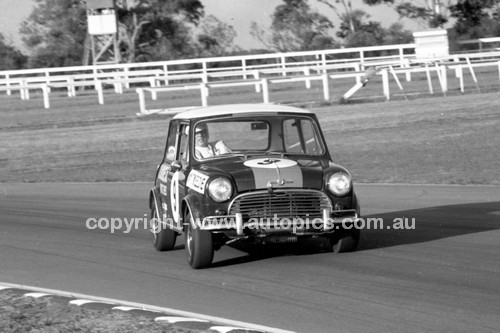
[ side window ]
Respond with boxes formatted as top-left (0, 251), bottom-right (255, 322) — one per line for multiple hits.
top-left (283, 119), bottom-right (303, 153)
top-left (164, 121), bottom-right (178, 161)
top-left (178, 124), bottom-right (189, 166)
top-left (283, 118), bottom-right (323, 155)
top-left (300, 120), bottom-right (321, 154)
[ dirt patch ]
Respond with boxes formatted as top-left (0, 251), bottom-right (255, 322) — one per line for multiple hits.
top-left (0, 290), bottom-right (205, 333)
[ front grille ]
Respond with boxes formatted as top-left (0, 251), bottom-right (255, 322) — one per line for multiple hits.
top-left (228, 189), bottom-right (332, 221)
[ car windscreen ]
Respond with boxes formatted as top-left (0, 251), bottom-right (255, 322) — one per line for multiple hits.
top-left (193, 116), bottom-right (325, 160)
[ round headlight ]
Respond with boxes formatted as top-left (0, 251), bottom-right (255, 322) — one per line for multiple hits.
top-left (208, 177), bottom-right (233, 202)
top-left (327, 172), bottom-right (351, 196)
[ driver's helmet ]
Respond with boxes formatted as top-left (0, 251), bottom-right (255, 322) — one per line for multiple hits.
top-left (195, 122), bottom-right (209, 137)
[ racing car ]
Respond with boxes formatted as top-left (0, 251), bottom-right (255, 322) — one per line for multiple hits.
top-left (149, 104), bottom-right (360, 268)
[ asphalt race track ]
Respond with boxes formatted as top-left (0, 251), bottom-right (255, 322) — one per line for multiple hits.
top-left (0, 182), bottom-right (499, 333)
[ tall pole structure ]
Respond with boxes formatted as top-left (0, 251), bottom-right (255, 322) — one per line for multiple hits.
top-left (86, 0), bottom-right (120, 65)
top-left (429, 0), bottom-right (441, 15)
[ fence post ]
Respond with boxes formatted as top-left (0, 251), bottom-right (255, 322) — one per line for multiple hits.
top-left (5, 73), bottom-right (12, 95)
top-left (425, 63), bottom-right (434, 95)
top-left (456, 65), bottom-right (464, 93)
top-left (304, 68), bottom-right (311, 89)
top-left (322, 73), bottom-right (330, 101)
top-left (465, 56), bottom-right (481, 92)
top-left (41, 84), bottom-right (49, 109)
top-left (242, 59), bottom-right (248, 80)
top-left (123, 67), bottom-right (130, 89)
top-left (163, 64), bottom-right (169, 86)
top-left (96, 81), bottom-right (104, 105)
top-left (436, 64), bottom-right (447, 94)
top-left (44, 70), bottom-right (50, 88)
top-left (381, 69), bottom-right (390, 100)
top-left (261, 78), bottom-right (269, 104)
top-left (201, 63), bottom-right (209, 97)
top-left (253, 70), bottom-right (261, 93)
top-left (404, 58), bottom-right (411, 81)
top-left (200, 83), bottom-right (208, 107)
top-left (354, 63), bottom-right (361, 84)
top-left (21, 80), bottom-right (28, 100)
top-left (66, 78), bottom-right (74, 97)
top-left (136, 88), bottom-right (146, 114)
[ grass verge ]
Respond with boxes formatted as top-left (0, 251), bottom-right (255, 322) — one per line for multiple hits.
top-left (1, 87), bottom-right (499, 184)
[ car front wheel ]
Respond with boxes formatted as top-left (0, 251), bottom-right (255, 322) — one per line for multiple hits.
top-left (184, 209), bottom-right (214, 269)
top-left (331, 229), bottom-right (360, 253)
top-left (151, 207), bottom-right (177, 251)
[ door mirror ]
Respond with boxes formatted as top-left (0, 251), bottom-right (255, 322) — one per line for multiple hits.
top-left (171, 160), bottom-right (182, 172)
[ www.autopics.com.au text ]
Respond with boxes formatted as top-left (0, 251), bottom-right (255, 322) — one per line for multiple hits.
top-left (85, 215), bottom-right (416, 234)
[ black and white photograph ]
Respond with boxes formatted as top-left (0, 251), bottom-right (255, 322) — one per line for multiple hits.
top-left (1, 0), bottom-right (499, 332)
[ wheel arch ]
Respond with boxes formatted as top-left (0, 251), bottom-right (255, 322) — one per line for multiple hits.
top-left (181, 194), bottom-right (202, 231)
top-left (149, 187), bottom-right (160, 214)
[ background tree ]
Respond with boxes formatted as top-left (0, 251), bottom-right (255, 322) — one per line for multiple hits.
top-left (339, 12), bottom-right (413, 49)
top-left (316, 0), bottom-right (411, 48)
top-left (391, 0), bottom-right (449, 28)
top-left (361, 0), bottom-right (499, 29)
top-left (116, 0), bottom-right (204, 62)
top-left (0, 34), bottom-right (27, 70)
top-left (251, 0), bottom-right (337, 52)
top-left (19, 0), bottom-right (205, 66)
top-left (317, 0), bottom-right (395, 32)
top-left (195, 15), bottom-right (239, 57)
top-left (336, 9), bottom-right (371, 39)
top-left (326, 5), bottom-right (412, 49)
top-left (365, 1), bottom-right (500, 42)
top-left (383, 22), bottom-right (414, 45)
top-left (20, 0), bottom-right (87, 68)
top-left (449, 0), bottom-right (500, 39)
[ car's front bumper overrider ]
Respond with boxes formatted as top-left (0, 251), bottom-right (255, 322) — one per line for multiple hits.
top-left (199, 209), bottom-right (358, 237)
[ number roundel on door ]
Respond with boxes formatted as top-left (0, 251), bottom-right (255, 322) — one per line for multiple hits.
top-left (170, 171), bottom-right (180, 223)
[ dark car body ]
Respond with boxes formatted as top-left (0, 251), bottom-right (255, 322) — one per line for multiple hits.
top-left (149, 104), bottom-right (360, 268)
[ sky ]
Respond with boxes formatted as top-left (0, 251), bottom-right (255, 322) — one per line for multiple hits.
top-left (0, 0), bottom-right (33, 48)
top-left (0, 0), bottom-right (411, 52)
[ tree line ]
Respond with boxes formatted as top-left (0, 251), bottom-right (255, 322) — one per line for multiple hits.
top-left (1, 0), bottom-right (500, 70)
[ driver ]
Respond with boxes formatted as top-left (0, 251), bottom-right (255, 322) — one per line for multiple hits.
top-left (194, 123), bottom-right (232, 159)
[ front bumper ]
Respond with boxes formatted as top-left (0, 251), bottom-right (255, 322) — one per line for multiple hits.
top-left (199, 209), bottom-right (358, 237)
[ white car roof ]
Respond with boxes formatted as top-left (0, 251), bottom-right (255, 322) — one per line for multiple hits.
top-left (172, 103), bottom-right (313, 120)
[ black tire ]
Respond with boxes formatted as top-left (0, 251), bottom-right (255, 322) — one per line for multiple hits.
top-left (331, 229), bottom-right (360, 253)
top-left (151, 207), bottom-right (176, 251)
top-left (184, 210), bottom-right (214, 269)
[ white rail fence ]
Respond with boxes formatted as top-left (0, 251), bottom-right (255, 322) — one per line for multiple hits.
top-left (1, 42), bottom-right (500, 114)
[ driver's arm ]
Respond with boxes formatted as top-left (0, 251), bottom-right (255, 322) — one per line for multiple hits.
top-left (214, 141), bottom-right (232, 155)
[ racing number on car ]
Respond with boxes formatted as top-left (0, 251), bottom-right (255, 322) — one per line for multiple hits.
top-left (170, 171), bottom-right (180, 223)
